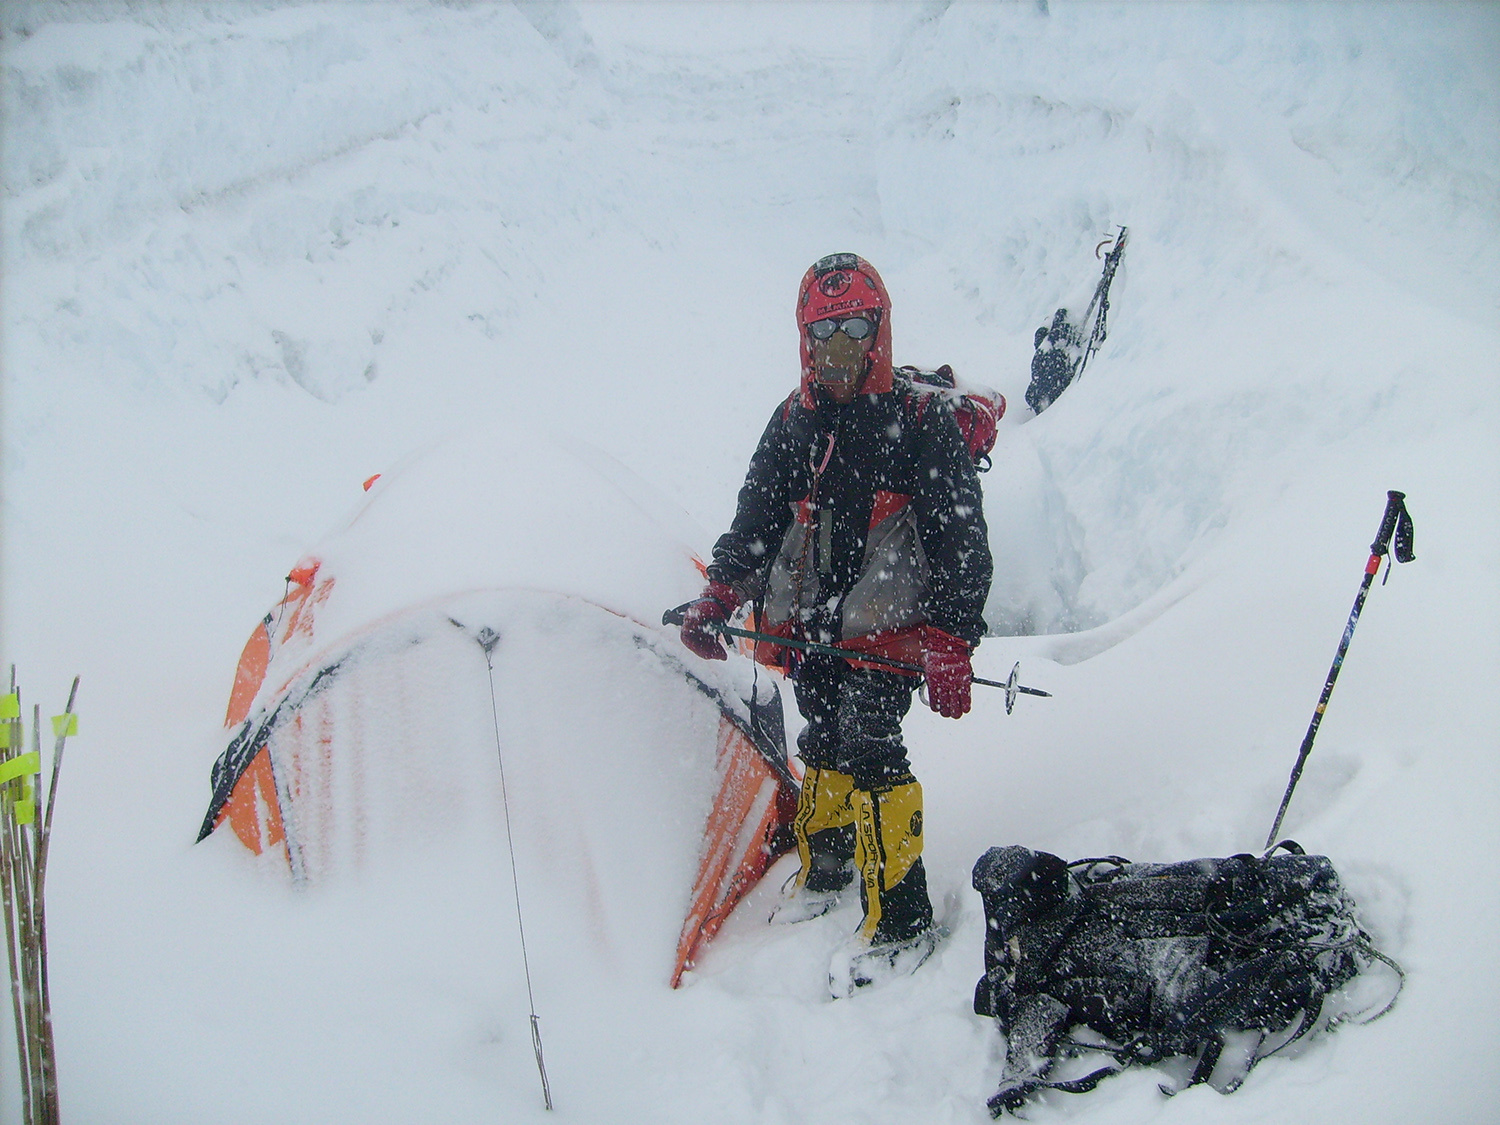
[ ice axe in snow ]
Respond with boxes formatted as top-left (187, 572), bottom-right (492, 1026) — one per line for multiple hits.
top-left (662, 607), bottom-right (1050, 715)
top-left (1264, 491), bottom-right (1415, 851)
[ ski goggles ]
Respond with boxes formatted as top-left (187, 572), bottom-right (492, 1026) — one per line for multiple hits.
top-left (806, 314), bottom-right (877, 342)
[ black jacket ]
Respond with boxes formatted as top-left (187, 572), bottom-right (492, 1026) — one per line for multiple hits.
top-left (707, 380), bottom-right (992, 647)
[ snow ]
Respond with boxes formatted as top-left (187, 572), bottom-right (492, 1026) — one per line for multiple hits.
top-left (2, 1), bottom-right (1498, 1122)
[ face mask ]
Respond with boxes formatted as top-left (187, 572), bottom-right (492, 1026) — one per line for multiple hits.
top-left (812, 328), bottom-right (871, 390)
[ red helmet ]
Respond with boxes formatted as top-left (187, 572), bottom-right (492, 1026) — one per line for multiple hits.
top-left (796, 253), bottom-right (894, 404)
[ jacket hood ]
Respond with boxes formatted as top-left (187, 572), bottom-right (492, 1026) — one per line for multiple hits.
top-left (796, 254), bottom-right (894, 407)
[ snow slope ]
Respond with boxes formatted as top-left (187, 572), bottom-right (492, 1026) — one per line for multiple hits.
top-left (2, 2), bottom-right (1498, 1122)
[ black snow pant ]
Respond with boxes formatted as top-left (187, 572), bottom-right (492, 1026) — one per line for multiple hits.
top-left (792, 654), bottom-right (915, 788)
top-left (791, 654), bottom-right (933, 944)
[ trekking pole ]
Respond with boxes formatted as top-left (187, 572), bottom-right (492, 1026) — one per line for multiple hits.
top-left (454, 623), bottom-right (554, 1111)
top-left (662, 610), bottom-right (1051, 714)
top-left (1264, 491), bottom-right (1415, 850)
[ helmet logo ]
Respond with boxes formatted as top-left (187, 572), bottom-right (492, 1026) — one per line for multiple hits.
top-left (818, 271), bottom-right (852, 298)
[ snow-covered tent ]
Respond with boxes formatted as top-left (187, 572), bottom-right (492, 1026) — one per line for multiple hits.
top-left (197, 431), bottom-right (798, 984)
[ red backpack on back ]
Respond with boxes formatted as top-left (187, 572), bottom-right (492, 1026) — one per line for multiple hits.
top-left (898, 364), bottom-right (1003, 470)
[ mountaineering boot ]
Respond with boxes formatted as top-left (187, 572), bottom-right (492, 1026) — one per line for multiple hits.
top-left (770, 766), bottom-right (856, 923)
top-left (829, 777), bottom-right (939, 996)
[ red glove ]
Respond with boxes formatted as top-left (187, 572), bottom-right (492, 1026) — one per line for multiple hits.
top-left (680, 581), bottom-right (741, 661)
top-left (921, 626), bottom-right (973, 718)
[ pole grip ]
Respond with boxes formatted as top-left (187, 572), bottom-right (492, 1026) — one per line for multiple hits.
top-left (1370, 490), bottom-right (1407, 558)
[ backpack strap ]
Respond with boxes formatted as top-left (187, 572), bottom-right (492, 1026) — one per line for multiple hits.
top-left (1264, 839), bottom-right (1306, 857)
top-left (779, 388), bottom-right (800, 422)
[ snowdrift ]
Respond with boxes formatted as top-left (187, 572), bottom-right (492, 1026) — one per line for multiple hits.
top-left (2, 2), bottom-right (1497, 1123)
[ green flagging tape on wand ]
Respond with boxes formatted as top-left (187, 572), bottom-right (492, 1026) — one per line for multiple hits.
top-left (50, 715), bottom-right (77, 739)
top-left (0, 752), bottom-right (40, 786)
top-left (0, 693), bottom-right (19, 749)
top-left (13, 784), bottom-right (35, 825)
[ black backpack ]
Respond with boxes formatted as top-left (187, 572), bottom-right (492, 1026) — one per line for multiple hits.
top-left (1024, 309), bottom-right (1080, 415)
top-left (972, 843), bottom-right (1401, 1115)
top-left (1025, 227), bottom-right (1129, 415)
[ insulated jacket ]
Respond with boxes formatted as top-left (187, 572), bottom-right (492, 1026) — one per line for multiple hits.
top-left (706, 378), bottom-right (993, 664)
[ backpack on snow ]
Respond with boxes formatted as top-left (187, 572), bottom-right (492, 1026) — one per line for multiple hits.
top-left (971, 843), bottom-right (1402, 1116)
top-left (896, 364), bottom-right (1002, 470)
